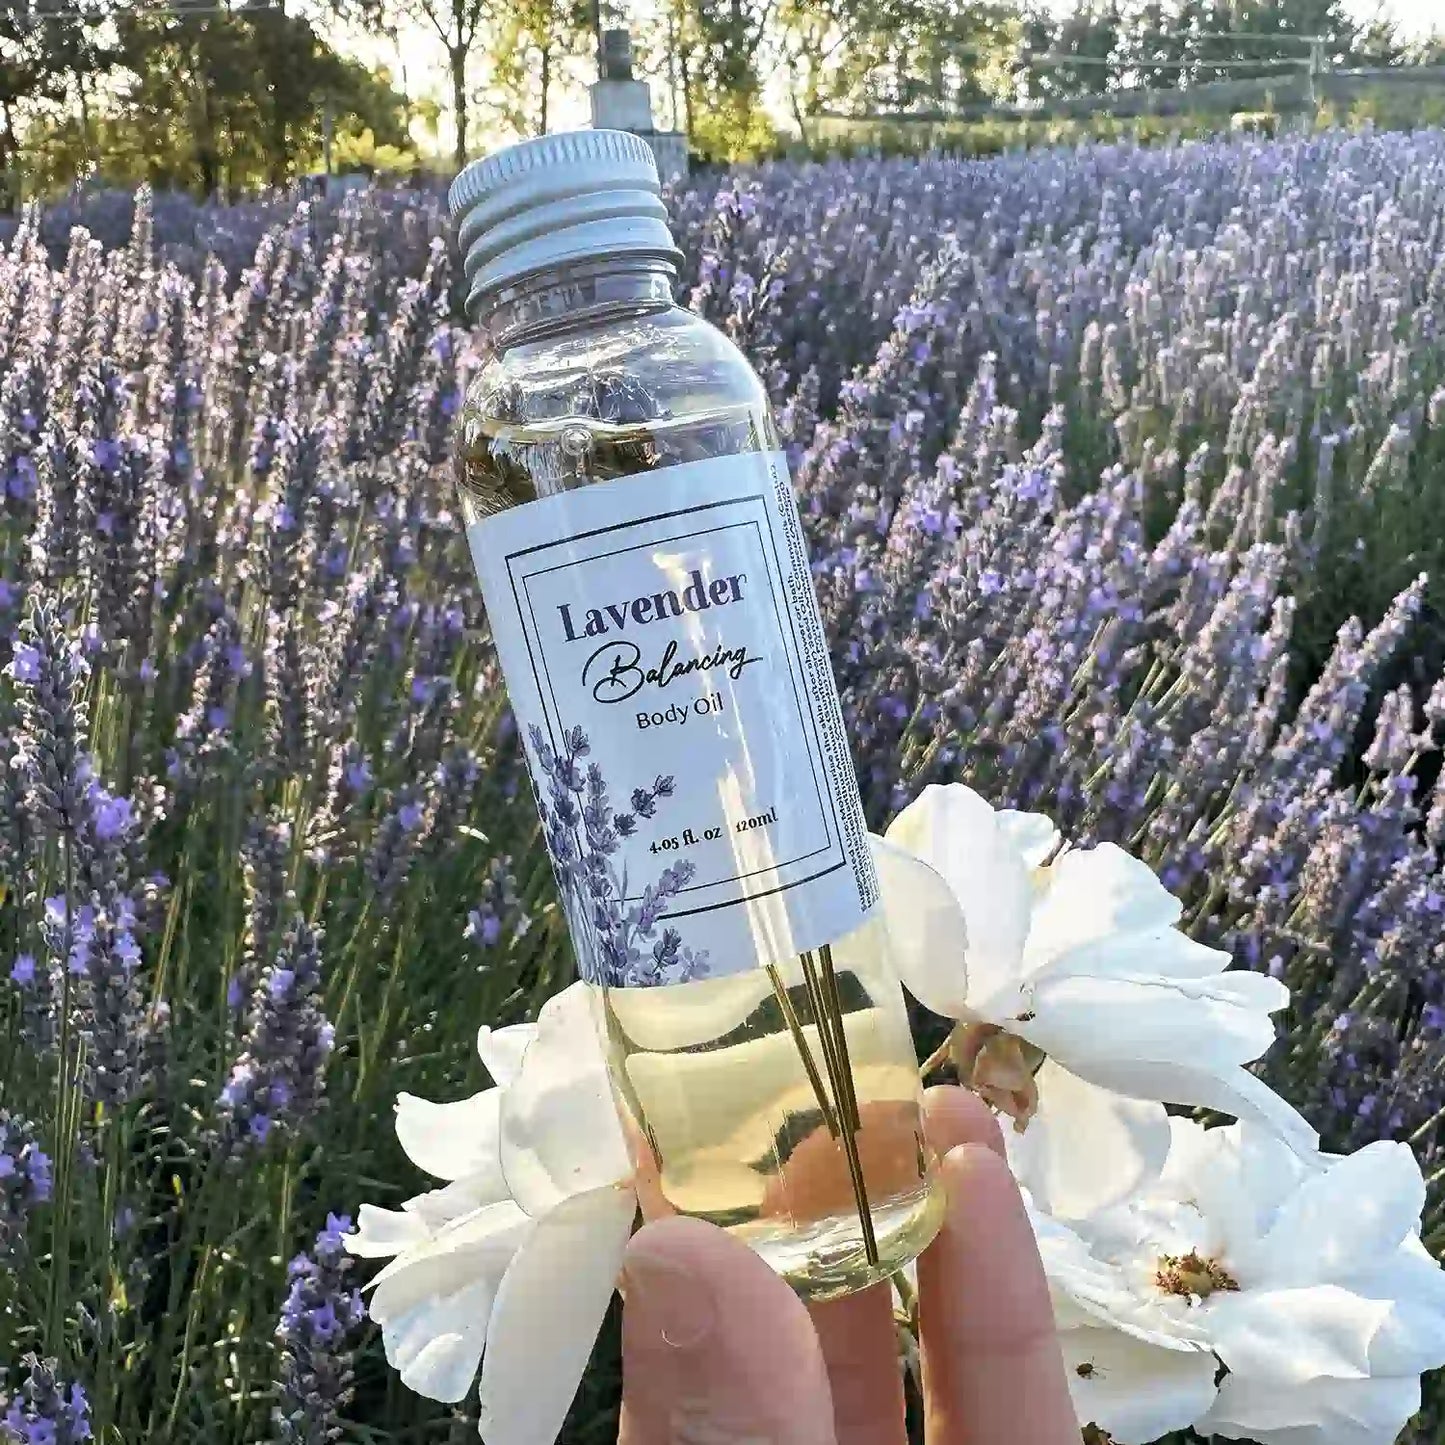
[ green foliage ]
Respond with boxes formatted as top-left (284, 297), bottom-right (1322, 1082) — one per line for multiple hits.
top-left (391, 0), bottom-right (491, 169)
top-left (1014, 0), bottom-right (1396, 106)
top-left (8, 3), bottom-right (415, 198)
top-left (484, 0), bottom-right (594, 140)
top-left (0, 0), bottom-right (116, 204)
top-left (809, 108), bottom-right (1259, 158)
top-left (332, 127), bottom-right (414, 175)
top-left (773, 0), bottom-right (1018, 132)
top-left (689, 91), bottom-right (783, 163)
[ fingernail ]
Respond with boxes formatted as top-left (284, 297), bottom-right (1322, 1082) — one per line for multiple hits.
top-left (623, 1248), bottom-right (716, 1351)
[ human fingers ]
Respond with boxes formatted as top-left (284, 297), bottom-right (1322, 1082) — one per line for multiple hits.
top-left (798, 1086), bottom-right (1009, 1445)
top-left (917, 1144), bottom-right (1077, 1445)
top-left (808, 1283), bottom-right (907, 1445)
top-left (922, 1084), bottom-right (1007, 1159)
top-left (803, 1086), bottom-right (1011, 1445)
top-left (618, 1213), bottom-right (838, 1445)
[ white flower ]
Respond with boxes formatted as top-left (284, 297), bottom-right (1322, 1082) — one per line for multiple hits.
top-left (1025, 1106), bottom-right (1445, 1445)
top-left (873, 782), bottom-right (1316, 1210)
top-left (1060, 1325), bottom-right (1220, 1444)
top-left (1025, 1187), bottom-right (1219, 1442)
top-left (346, 983), bottom-right (636, 1445)
top-left (1170, 1121), bottom-right (1445, 1445)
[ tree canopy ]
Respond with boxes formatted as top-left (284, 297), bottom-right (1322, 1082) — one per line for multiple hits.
top-left (7, 0), bottom-right (415, 198)
top-left (0, 0), bottom-right (1433, 192)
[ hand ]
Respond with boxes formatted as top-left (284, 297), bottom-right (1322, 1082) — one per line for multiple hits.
top-left (617, 1086), bottom-right (1078, 1444)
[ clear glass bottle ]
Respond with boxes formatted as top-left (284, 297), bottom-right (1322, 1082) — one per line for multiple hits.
top-left (450, 131), bottom-right (943, 1301)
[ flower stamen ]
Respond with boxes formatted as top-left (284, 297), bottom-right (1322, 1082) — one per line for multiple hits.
top-left (1154, 1249), bottom-right (1239, 1299)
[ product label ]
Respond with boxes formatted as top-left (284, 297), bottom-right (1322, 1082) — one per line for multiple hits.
top-left (467, 450), bottom-right (878, 987)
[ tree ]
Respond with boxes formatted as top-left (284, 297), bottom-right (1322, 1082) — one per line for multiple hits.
top-left (487, 0), bottom-right (592, 138)
top-left (775, 0), bottom-right (1016, 129)
top-left (1017, 2), bottom-right (1125, 99)
top-left (0, 0), bottom-right (113, 203)
top-left (398, 0), bottom-right (490, 168)
top-left (1017, 0), bottom-right (1381, 102)
top-left (12, 0), bottom-right (414, 195)
top-left (663, 0), bottom-right (774, 158)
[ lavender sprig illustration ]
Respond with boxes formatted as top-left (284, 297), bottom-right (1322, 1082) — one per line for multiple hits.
top-left (528, 723), bottom-right (708, 987)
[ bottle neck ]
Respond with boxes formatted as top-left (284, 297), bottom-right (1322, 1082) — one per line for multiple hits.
top-left (477, 257), bottom-right (677, 351)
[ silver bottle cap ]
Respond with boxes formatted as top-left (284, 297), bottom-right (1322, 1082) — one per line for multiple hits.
top-left (449, 130), bottom-right (682, 319)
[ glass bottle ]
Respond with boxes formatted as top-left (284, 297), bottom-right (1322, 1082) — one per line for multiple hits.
top-left (450, 131), bottom-right (943, 1301)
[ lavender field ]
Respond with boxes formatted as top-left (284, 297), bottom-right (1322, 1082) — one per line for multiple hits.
top-left (3, 128), bottom-right (1445, 1441)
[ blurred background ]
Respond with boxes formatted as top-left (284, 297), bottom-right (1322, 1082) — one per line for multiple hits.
top-left (2, 0), bottom-right (1443, 199)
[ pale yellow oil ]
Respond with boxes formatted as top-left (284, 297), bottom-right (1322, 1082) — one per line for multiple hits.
top-left (458, 379), bottom-right (943, 1300)
top-left (600, 914), bottom-right (943, 1301)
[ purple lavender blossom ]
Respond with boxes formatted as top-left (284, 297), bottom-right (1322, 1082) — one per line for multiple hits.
top-left (0, 1113), bottom-right (52, 1258)
top-left (272, 1214), bottom-right (366, 1444)
top-left (10, 597), bottom-right (92, 843)
top-left (216, 917), bottom-right (333, 1152)
top-left (464, 854), bottom-right (528, 953)
top-left (13, 138), bottom-right (1445, 1434)
top-left (0, 1357), bottom-right (90, 1445)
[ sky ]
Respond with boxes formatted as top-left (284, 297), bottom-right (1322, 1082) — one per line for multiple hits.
top-left (1371, 0), bottom-right (1436, 38)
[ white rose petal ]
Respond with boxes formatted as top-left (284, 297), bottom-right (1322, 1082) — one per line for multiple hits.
top-left (884, 784), bottom-right (1032, 1007)
top-left (1008, 1061), bottom-right (1171, 1221)
top-left (403, 1173), bottom-right (511, 1230)
top-left (478, 1184), bottom-right (637, 1445)
top-left (1022, 843), bottom-right (1184, 968)
top-left (875, 783), bottom-right (1315, 1150)
top-left (1200, 1372), bottom-right (1423, 1445)
top-left (1014, 967), bottom-right (1283, 1072)
top-left (871, 834), bottom-right (970, 1017)
top-left (366, 1199), bottom-right (533, 1403)
top-left (1204, 1284), bottom-right (1391, 1385)
top-left (1061, 1325), bottom-right (1219, 1444)
top-left (477, 1020), bottom-right (538, 1089)
top-left (1061, 1055), bottom-right (1318, 1158)
top-left (348, 980), bottom-right (638, 1417)
top-left (995, 807), bottom-right (1061, 867)
top-left (394, 1087), bottom-right (504, 1185)
top-left (381, 1277), bottom-right (500, 1404)
top-left (1351, 1238), bottom-right (1445, 1376)
top-left (1255, 1141), bottom-right (1425, 1289)
top-left (345, 1201), bottom-right (432, 1258)
top-left (498, 982), bottom-right (632, 1217)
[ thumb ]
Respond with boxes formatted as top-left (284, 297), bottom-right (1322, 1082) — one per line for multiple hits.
top-left (618, 1215), bottom-right (838, 1445)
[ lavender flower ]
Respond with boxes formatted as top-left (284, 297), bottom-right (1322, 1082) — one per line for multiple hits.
top-left (273, 1214), bottom-right (366, 1444)
top-left (365, 785), bottom-right (427, 902)
top-left (10, 595), bottom-right (91, 844)
top-left (0, 1356), bottom-right (90, 1445)
top-left (1363, 684), bottom-right (1416, 775)
top-left (464, 854), bottom-right (527, 952)
top-left (75, 885), bottom-right (147, 1107)
top-left (217, 917), bottom-right (333, 1151)
top-left (236, 813), bottom-right (294, 1012)
top-left (13, 135), bottom-right (1445, 1436)
top-left (0, 1113), bottom-right (52, 1258)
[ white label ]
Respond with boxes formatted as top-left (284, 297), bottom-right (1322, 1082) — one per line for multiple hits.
top-left (467, 450), bottom-right (878, 988)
